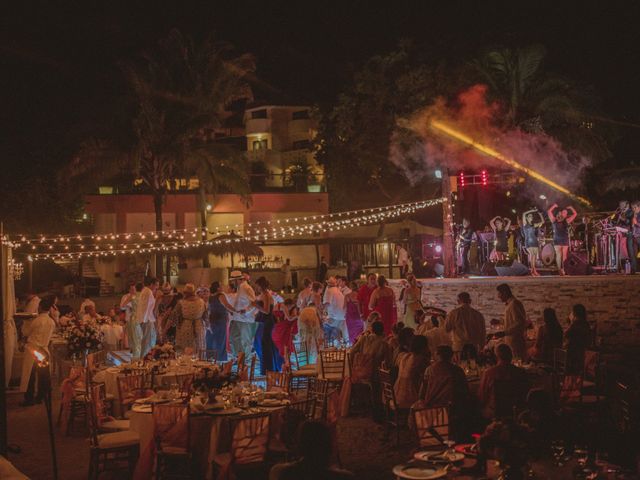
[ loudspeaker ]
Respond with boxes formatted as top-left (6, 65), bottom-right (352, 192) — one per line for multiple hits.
top-left (495, 260), bottom-right (529, 276)
top-left (564, 252), bottom-right (590, 276)
top-left (481, 261), bottom-right (498, 276)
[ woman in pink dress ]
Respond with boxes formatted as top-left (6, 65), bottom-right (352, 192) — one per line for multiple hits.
top-left (368, 275), bottom-right (397, 336)
top-left (344, 281), bottom-right (364, 345)
top-left (272, 298), bottom-right (298, 360)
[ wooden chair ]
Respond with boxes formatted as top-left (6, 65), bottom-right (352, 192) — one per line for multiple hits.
top-left (553, 348), bottom-right (567, 375)
top-left (87, 381), bottom-right (140, 480)
top-left (238, 354), bottom-right (257, 384)
top-left (318, 349), bottom-right (346, 389)
top-left (87, 349), bottom-right (108, 373)
top-left (196, 349), bottom-right (217, 363)
top-left (266, 371), bottom-right (291, 393)
top-left (613, 382), bottom-right (637, 435)
top-left (116, 374), bottom-right (153, 417)
top-left (57, 365), bottom-right (89, 434)
top-left (345, 351), bottom-right (374, 415)
top-left (307, 377), bottom-right (331, 421)
top-left (212, 413), bottom-right (271, 478)
top-left (269, 398), bottom-right (316, 460)
top-left (89, 382), bottom-right (130, 432)
top-left (152, 403), bottom-right (192, 479)
top-left (412, 406), bottom-right (449, 450)
top-left (289, 344), bottom-right (317, 392)
top-left (379, 367), bottom-right (409, 447)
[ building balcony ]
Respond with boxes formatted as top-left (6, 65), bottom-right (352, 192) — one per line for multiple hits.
top-left (245, 118), bottom-right (272, 135)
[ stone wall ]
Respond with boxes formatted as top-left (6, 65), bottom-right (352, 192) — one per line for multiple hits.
top-left (398, 276), bottom-right (640, 347)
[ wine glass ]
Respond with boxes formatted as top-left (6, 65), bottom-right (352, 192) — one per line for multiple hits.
top-left (551, 440), bottom-right (565, 466)
top-left (444, 440), bottom-right (456, 460)
top-left (574, 445), bottom-right (589, 467)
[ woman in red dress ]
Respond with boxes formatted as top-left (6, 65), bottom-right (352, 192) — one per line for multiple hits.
top-left (272, 298), bottom-right (298, 360)
top-left (368, 275), bottom-right (397, 336)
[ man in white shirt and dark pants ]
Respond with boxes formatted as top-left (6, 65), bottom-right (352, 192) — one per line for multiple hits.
top-left (20, 295), bottom-right (57, 406)
top-left (227, 270), bottom-right (257, 361)
top-left (323, 277), bottom-right (348, 344)
top-left (136, 277), bottom-right (159, 358)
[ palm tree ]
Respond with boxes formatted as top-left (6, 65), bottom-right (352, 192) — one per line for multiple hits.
top-left (65, 30), bottom-right (254, 278)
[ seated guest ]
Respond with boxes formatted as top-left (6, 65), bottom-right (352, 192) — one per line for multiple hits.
top-left (350, 321), bottom-right (391, 373)
top-left (418, 345), bottom-right (469, 408)
top-left (391, 326), bottom-right (415, 367)
top-left (517, 388), bottom-right (558, 456)
top-left (100, 313), bottom-right (124, 351)
top-left (394, 335), bottom-right (431, 408)
top-left (528, 308), bottom-right (563, 364)
top-left (445, 292), bottom-right (486, 356)
top-left (269, 420), bottom-right (355, 480)
top-left (564, 303), bottom-right (592, 374)
top-left (479, 344), bottom-right (528, 419)
top-left (417, 316), bottom-right (451, 355)
top-left (386, 322), bottom-right (405, 352)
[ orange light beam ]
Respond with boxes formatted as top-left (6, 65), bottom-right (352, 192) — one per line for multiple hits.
top-left (430, 119), bottom-right (592, 207)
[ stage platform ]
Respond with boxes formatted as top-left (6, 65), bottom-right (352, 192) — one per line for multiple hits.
top-left (396, 274), bottom-right (640, 347)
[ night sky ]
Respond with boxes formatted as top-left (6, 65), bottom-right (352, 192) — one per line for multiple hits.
top-left (2, 1), bottom-right (640, 182)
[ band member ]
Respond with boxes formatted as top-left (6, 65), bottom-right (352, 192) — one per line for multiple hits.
top-left (457, 218), bottom-right (477, 274)
top-left (548, 203), bottom-right (577, 275)
top-left (489, 216), bottom-right (511, 261)
top-left (631, 201), bottom-right (640, 273)
top-left (522, 209), bottom-right (544, 276)
top-left (615, 200), bottom-right (636, 273)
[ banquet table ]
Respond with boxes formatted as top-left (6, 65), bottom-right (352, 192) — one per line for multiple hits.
top-left (129, 391), bottom-right (289, 479)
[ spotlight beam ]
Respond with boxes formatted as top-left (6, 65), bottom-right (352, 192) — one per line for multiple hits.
top-left (430, 120), bottom-right (592, 207)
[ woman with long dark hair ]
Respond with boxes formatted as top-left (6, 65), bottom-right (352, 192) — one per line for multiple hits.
top-left (253, 277), bottom-right (282, 374)
top-left (529, 308), bottom-right (563, 364)
top-left (368, 275), bottom-right (397, 336)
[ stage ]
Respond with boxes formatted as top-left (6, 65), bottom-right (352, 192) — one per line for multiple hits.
top-left (401, 274), bottom-right (640, 347)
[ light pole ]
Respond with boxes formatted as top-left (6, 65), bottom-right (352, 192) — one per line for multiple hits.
top-left (30, 347), bottom-right (58, 480)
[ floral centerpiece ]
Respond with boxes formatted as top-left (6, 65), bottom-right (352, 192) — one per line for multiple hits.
top-left (62, 319), bottom-right (103, 358)
top-left (145, 343), bottom-right (176, 361)
top-left (192, 365), bottom-right (237, 394)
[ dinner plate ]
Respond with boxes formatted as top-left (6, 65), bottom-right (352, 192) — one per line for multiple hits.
top-left (413, 451), bottom-right (465, 463)
top-left (206, 407), bottom-right (242, 416)
top-left (131, 404), bottom-right (152, 414)
top-left (391, 464), bottom-right (447, 479)
top-left (454, 444), bottom-right (478, 457)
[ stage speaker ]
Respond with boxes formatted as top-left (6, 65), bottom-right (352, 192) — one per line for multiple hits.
top-left (564, 252), bottom-right (590, 276)
top-left (495, 260), bottom-right (529, 277)
top-left (481, 261), bottom-right (498, 276)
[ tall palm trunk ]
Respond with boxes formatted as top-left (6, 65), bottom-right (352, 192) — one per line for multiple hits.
top-left (153, 192), bottom-right (164, 280)
top-left (197, 185), bottom-right (210, 268)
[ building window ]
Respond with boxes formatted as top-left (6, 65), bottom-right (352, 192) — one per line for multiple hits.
top-left (292, 139), bottom-right (311, 150)
top-left (253, 139), bottom-right (268, 150)
top-left (251, 109), bottom-right (267, 119)
top-left (292, 110), bottom-right (309, 120)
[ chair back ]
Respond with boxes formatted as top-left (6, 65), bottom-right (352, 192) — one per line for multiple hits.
top-left (280, 398), bottom-right (316, 449)
top-left (412, 406), bottom-right (449, 448)
top-left (555, 374), bottom-right (584, 404)
top-left (248, 354), bottom-right (256, 384)
top-left (222, 360), bottom-right (234, 376)
top-left (583, 350), bottom-right (599, 381)
top-left (493, 379), bottom-right (524, 420)
top-left (197, 349), bottom-right (218, 363)
top-left (86, 349), bottom-right (108, 373)
top-left (174, 373), bottom-right (195, 396)
top-left (553, 348), bottom-right (567, 375)
top-left (348, 352), bottom-right (374, 383)
top-left (86, 383), bottom-right (108, 448)
top-left (379, 367), bottom-right (396, 409)
top-left (307, 378), bottom-right (330, 420)
top-left (117, 373), bottom-right (149, 408)
top-left (266, 371), bottom-right (290, 393)
top-left (152, 403), bottom-right (191, 453)
top-left (229, 413), bottom-right (271, 465)
top-left (292, 341), bottom-right (311, 369)
top-left (319, 349), bottom-right (346, 380)
top-left (614, 382), bottom-right (635, 434)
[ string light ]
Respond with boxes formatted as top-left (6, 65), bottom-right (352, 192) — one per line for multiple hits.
top-left (24, 198), bottom-right (445, 260)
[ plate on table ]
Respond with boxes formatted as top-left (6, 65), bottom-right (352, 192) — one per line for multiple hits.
top-left (258, 398), bottom-right (289, 407)
top-left (131, 404), bottom-right (152, 414)
top-left (206, 407), bottom-right (243, 416)
top-left (392, 464), bottom-right (447, 479)
top-left (454, 444), bottom-right (478, 457)
top-left (413, 451), bottom-right (465, 463)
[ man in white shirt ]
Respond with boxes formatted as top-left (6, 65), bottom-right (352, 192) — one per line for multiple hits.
top-left (229, 270), bottom-right (257, 360)
top-left (20, 295), bottom-right (57, 406)
top-left (323, 277), bottom-right (348, 344)
top-left (136, 277), bottom-right (159, 357)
